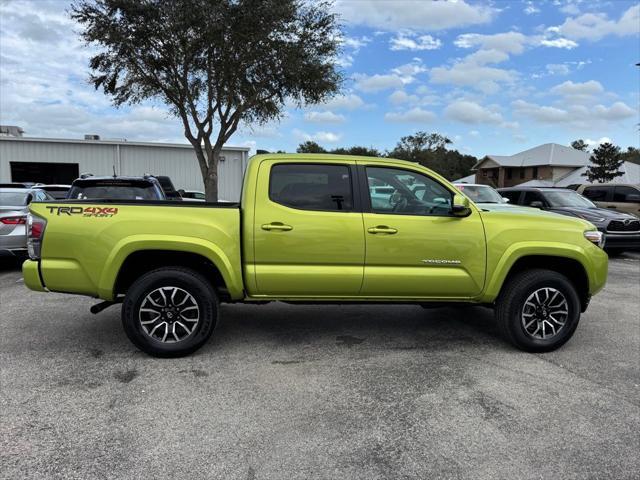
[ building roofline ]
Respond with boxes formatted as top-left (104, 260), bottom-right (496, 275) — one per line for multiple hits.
top-left (0, 135), bottom-right (251, 152)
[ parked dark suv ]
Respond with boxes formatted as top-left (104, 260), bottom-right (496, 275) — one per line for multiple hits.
top-left (66, 175), bottom-right (166, 201)
top-left (498, 187), bottom-right (640, 252)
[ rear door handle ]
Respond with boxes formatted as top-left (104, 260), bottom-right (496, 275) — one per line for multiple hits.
top-left (607, 206), bottom-right (617, 209)
top-left (261, 222), bottom-right (293, 231)
top-left (367, 225), bottom-right (398, 234)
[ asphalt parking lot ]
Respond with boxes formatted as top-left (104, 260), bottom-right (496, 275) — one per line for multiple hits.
top-left (1, 254), bottom-right (638, 480)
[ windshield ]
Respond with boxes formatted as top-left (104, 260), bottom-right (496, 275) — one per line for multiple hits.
top-left (544, 190), bottom-right (597, 208)
top-left (0, 192), bottom-right (28, 206)
top-left (456, 185), bottom-right (504, 203)
top-left (67, 182), bottom-right (161, 200)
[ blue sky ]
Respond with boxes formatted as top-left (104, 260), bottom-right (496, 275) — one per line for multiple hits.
top-left (0, 0), bottom-right (638, 158)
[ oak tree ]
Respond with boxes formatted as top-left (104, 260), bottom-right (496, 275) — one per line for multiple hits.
top-left (72, 0), bottom-right (342, 200)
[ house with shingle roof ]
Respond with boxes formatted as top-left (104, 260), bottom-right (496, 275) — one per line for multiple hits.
top-left (468, 143), bottom-right (639, 188)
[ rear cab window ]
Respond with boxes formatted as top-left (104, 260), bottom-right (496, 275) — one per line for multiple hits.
top-left (269, 163), bottom-right (353, 211)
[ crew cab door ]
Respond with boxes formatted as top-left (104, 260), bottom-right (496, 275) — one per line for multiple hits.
top-left (358, 163), bottom-right (486, 298)
top-left (251, 160), bottom-right (364, 296)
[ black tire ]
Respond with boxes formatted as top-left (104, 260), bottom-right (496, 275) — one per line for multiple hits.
top-left (122, 267), bottom-right (218, 357)
top-left (495, 269), bottom-right (581, 352)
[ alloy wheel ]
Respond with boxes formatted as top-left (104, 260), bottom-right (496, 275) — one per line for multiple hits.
top-left (521, 287), bottom-right (569, 340)
top-left (139, 286), bottom-right (200, 343)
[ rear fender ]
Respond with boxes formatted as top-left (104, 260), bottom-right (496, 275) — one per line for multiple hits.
top-left (98, 235), bottom-right (243, 300)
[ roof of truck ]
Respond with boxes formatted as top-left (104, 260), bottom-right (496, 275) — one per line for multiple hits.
top-left (249, 153), bottom-right (410, 164)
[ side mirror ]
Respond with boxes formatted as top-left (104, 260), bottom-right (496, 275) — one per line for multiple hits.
top-left (502, 197), bottom-right (510, 203)
top-left (529, 201), bottom-right (543, 208)
top-left (626, 194), bottom-right (640, 202)
top-left (451, 194), bottom-right (472, 217)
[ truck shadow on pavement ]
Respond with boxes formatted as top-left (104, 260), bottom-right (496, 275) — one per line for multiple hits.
top-left (11, 301), bottom-right (506, 359)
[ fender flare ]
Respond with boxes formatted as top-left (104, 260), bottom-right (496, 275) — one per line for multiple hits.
top-left (480, 241), bottom-right (593, 303)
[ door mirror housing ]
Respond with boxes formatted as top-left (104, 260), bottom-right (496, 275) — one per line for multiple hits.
top-left (502, 197), bottom-right (510, 203)
top-left (451, 194), bottom-right (472, 217)
top-left (625, 194), bottom-right (640, 202)
top-left (529, 200), bottom-right (544, 208)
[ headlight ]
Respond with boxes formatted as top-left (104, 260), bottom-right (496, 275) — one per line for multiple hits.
top-left (584, 230), bottom-right (605, 248)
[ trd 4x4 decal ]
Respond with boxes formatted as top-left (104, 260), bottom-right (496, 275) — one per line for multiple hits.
top-left (46, 206), bottom-right (119, 218)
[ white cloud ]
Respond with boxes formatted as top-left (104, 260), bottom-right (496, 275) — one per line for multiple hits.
top-left (444, 100), bottom-right (503, 124)
top-left (355, 60), bottom-right (425, 92)
top-left (592, 102), bottom-right (636, 120)
top-left (524, 2), bottom-right (540, 15)
top-left (337, 35), bottom-right (372, 67)
top-left (539, 38), bottom-right (578, 49)
top-left (559, 2), bottom-right (581, 16)
top-left (384, 107), bottom-right (436, 123)
top-left (335, 0), bottom-right (494, 31)
top-left (293, 129), bottom-right (342, 143)
top-left (388, 90), bottom-right (419, 105)
top-left (453, 32), bottom-right (529, 54)
top-left (390, 32), bottom-right (442, 51)
top-left (354, 73), bottom-right (406, 92)
top-left (584, 137), bottom-right (613, 149)
top-left (342, 36), bottom-right (372, 51)
top-left (555, 4), bottom-right (639, 41)
top-left (391, 60), bottom-right (428, 78)
top-left (550, 80), bottom-right (604, 96)
top-left (546, 64), bottom-right (571, 76)
top-left (320, 93), bottom-right (366, 111)
top-left (303, 111), bottom-right (346, 124)
top-left (512, 99), bottom-right (636, 127)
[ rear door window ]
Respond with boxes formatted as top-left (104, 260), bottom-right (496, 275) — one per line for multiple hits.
top-left (269, 164), bottom-right (353, 211)
top-left (522, 191), bottom-right (546, 207)
top-left (613, 186), bottom-right (640, 202)
top-left (583, 185), bottom-right (613, 201)
top-left (500, 190), bottom-right (522, 205)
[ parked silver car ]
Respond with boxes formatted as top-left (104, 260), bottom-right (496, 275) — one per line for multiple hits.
top-left (0, 188), bottom-right (54, 258)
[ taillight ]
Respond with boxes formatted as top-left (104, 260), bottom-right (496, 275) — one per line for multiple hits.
top-left (27, 213), bottom-right (47, 260)
top-left (1, 216), bottom-right (26, 225)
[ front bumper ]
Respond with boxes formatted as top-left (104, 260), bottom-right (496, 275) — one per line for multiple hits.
top-left (22, 260), bottom-right (46, 292)
top-left (603, 232), bottom-right (640, 250)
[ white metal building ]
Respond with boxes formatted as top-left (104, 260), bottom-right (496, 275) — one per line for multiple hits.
top-left (0, 134), bottom-right (251, 201)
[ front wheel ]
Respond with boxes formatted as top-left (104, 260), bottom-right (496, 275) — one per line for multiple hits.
top-left (495, 269), bottom-right (581, 352)
top-left (122, 267), bottom-right (218, 357)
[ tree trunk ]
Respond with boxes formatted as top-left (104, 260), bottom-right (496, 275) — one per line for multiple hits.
top-left (203, 150), bottom-right (219, 202)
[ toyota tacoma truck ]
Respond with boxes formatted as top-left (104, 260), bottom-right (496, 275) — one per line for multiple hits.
top-left (22, 154), bottom-right (608, 357)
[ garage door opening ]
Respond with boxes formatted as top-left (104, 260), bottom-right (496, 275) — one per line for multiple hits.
top-left (10, 162), bottom-right (80, 184)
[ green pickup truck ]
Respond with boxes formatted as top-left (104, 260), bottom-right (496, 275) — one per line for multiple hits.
top-left (22, 154), bottom-right (608, 357)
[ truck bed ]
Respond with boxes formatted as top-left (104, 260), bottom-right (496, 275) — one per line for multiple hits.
top-left (29, 200), bottom-right (243, 300)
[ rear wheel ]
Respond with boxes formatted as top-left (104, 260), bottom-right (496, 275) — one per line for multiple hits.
top-left (122, 267), bottom-right (218, 357)
top-left (496, 269), bottom-right (581, 352)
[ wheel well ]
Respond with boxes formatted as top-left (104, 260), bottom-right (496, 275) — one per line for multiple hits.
top-left (114, 250), bottom-right (229, 300)
top-left (502, 255), bottom-right (590, 309)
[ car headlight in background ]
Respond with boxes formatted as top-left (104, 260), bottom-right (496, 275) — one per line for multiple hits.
top-left (584, 230), bottom-right (605, 248)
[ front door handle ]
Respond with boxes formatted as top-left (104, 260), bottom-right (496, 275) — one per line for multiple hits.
top-left (607, 206), bottom-right (617, 209)
top-left (261, 222), bottom-right (293, 231)
top-left (367, 225), bottom-right (398, 234)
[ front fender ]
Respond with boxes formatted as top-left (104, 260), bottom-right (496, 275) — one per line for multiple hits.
top-left (479, 241), bottom-right (608, 303)
top-left (97, 235), bottom-right (244, 300)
